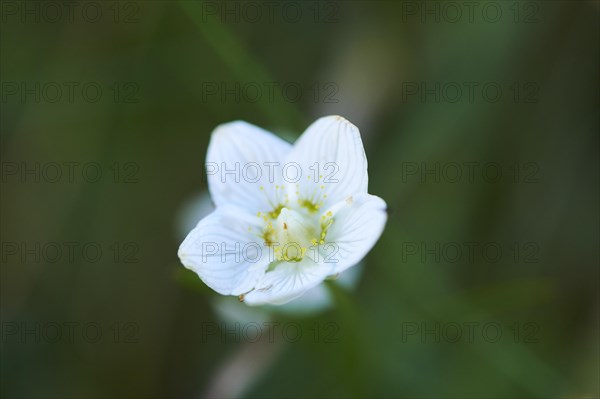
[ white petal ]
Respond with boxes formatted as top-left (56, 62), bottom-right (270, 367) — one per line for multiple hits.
top-left (267, 263), bottom-right (365, 315)
top-left (243, 258), bottom-right (334, 306)
top-left (285, 116), bottom-right (368, 207)
top-left (178, 205), bottom-right (270, 296)
top-left (207, 121), bottom-right (292, 212)
top-left (323, 194), bottom-right (387, 274)
top-left (270, 283), bottom-right (333, 315)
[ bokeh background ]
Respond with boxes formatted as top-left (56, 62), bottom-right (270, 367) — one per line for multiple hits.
top-left (1, 1), bottom-right (599, 398)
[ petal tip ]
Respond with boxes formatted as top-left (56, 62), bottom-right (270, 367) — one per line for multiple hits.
top-left (319, 115), bottom-right (356, 128)
top-left (211, 120), bottom-right (244, 138)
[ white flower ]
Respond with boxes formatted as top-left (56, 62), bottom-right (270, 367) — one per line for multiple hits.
top-left (178, 115), bottom-right (387, 305)
top-left (176, 191), bottom-right (365, 315)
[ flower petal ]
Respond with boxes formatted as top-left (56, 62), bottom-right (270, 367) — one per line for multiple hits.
top-left (178, 205), bottom-right (270, 296)
top-left (285, 116), bottom-right (368, 208)
top-left (243, 258), bottom-right (335, 306)
top-left (207, 121), bottom-right (292, 212)
top-left (323, 194), bottom-right (387, 274)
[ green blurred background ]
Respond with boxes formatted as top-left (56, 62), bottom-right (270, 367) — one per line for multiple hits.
top-left (1, 1), bottom-right (598, 398)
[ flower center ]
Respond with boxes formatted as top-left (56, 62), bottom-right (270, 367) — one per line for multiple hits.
top-left (258, 202), bottom-right (333, 263)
